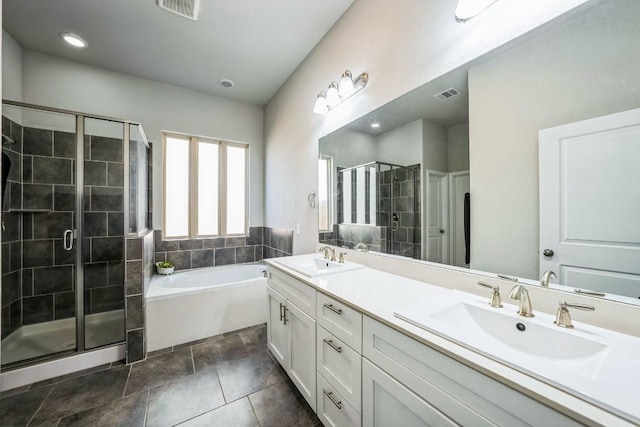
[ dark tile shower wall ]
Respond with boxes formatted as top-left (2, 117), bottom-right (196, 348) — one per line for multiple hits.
top-left (1, 116), bottom-right (126, 342)
top-left (83, 134), bottom-right (125, 315)
top-left (1, 116), bottom-right (23, 339)
top-left (379, 166), bottom-right (421, 259)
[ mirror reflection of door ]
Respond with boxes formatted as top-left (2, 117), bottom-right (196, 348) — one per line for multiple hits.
top-left (539, 108), bottom-right (640, 298)
top-left (426, 170), bottom-right (448, 263)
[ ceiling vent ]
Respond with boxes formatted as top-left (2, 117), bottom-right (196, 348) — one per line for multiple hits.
top-left (433, 87), bottom-right (462, 101)
top-left (157, 0), bottom-right (200, 21)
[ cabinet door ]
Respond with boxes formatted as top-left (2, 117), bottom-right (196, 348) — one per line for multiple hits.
top-left (266, 286), bottom-right (287, 367)
top-left (287, 301), bottom-right (317, 412)
top-left (362, 359), bottom-right (458, 427)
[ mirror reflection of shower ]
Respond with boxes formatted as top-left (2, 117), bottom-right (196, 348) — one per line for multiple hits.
top-left (336, 161), bottom-right (421, 259)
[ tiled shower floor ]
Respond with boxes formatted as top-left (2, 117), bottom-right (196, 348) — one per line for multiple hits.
top-left (1, 310), bottom-right (125, 365)
top-left (0, 324), bottom-right (320, 426)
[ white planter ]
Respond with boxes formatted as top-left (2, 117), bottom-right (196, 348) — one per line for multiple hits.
top-left (155, 262), bottom-right (175, 275)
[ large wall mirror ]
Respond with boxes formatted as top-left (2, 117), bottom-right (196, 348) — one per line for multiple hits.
top-left (319, 0), bottom-right (640, 305)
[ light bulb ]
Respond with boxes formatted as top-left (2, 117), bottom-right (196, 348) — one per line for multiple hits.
top-left (326, 82), bottom-right (341, 108)
top-left (313, 92), bottom-right (329, 115)
top-left (338, 71), bottom-right (356, 97)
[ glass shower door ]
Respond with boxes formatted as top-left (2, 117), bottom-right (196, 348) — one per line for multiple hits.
top-left (82, 118), bottom-right (125, 350)
top-left (1, 106), bottom-right (78, 366)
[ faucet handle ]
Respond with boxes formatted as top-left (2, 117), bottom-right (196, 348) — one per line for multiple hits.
top-left (477, 281), bottom-right (503, 308)
top-left (554, 301), bottom-right (595, 328)
top-left (338, 252), bottom-right (346, 264)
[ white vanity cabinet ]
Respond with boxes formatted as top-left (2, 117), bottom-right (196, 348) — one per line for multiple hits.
top-left (266, 267), bottom-right (317, 412)
top-left (362, 316), bottom-right (583, 427)
top-left (316, 294), bottom-right (363, 427)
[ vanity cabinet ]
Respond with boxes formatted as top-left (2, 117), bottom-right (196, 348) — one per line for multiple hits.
top-left (362, 316), bottom-right (582, 427)
top-left (316, 293), bottom-right (363, 427)
top-left (266, 267), bottom-right (317, 412)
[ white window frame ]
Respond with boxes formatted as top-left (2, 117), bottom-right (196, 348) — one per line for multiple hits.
top-left (318, 155), bottom-right (334, 232)
top-left (162, 132), bottom-right (249, 239)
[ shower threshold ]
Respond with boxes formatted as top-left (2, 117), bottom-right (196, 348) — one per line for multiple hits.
top-left (1, 309), bottom-right (125, 366)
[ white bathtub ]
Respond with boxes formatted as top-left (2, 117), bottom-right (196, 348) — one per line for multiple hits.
top-left (146, 264), bottom-right (267, 352)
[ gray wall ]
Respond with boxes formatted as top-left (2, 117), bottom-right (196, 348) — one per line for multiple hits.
top-left (468, 0), bottom-right (640, 279)
top-left (264, 0), bottom-right (588, 254)
top-left (447, 123), bottom-right (469, 173)
top-left (2, 40), bottom-right (264, 230)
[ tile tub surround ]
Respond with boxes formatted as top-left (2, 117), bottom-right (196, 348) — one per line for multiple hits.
top-left (153, 226), bottom-right (293, 270)
top-left (0, 324), bottom-right (321, 426)
top-left (125, 230), bottom-right (154, 364)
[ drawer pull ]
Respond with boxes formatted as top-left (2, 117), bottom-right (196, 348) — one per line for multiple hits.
top-left (323, 389), bottom-right (342, 410)
top-left (323, 303), bottom-right (343, 315)
top-left (323, 338), bottom-right (342, 353)
top-left (279, 303), bottom-right (285, 322)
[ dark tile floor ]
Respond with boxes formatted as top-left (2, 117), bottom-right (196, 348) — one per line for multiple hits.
top-left (0, 324), bottom-right (321, 427)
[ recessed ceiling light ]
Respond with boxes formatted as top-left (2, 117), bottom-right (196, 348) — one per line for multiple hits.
top-left (371, 122), bottom-right (381, 129)
top-left (220, 79), bottom-right (235, 88)
top-left (59, 32), bottom-right (88, 48)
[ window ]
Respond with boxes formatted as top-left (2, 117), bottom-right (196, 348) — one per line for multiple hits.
top-left (163, 133), bottom-right (248, 238)
top-left (318, 155), bottom-right (333, 231)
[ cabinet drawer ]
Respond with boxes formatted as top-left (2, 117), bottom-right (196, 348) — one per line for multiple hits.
top-left (362, 358), bottom-right (457, 427)
top-left (363, 316), bottom-right (581, 427)
top-left (317, 373), bottom-right (361, 427)
top-left (267, 266), bottom-right (316, 319)
top-left (317, 293), bottom-right (362, 352)
top-left (317, 326), bottom-right (362, 411)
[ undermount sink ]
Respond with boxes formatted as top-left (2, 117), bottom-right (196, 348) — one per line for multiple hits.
top-left (274, 253), bottom-right (363, 278)
top-left (423, 302), bottom-right (607, 360)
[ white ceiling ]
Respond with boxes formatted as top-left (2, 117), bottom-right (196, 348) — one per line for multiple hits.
top-left (3, 0), bottom-right (353, 106)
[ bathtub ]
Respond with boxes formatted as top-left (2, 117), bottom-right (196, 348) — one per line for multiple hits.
top-left (146, 264), bottom-right (267, 352)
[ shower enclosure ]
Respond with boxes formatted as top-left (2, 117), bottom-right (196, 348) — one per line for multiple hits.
top-left (1, 100), bottom-right (150, 369)
top-left (337, 161), bottom-right (421, 259)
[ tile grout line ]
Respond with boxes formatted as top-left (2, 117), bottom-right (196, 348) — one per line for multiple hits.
top-left (25, 382), bottom-right (56, 427)
top-left (142, 388), bottom-right (150, 427)
top-left (122, 363), bottom-right (133, 398)
top-left (247, 393), bottom-right (263, 427)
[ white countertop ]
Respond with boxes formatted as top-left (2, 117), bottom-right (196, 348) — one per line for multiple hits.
top-left (265, 258), bottom-right (639, 427)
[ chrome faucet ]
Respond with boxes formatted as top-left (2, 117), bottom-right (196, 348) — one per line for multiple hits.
top-left (509, 285), bottom-right (534, 317)
top-left (554, 301), bottom-right (594, 328)
top-left (540, 270), bottom-right (557, 287)
top-left (319, 246), bottom-right (336, 261)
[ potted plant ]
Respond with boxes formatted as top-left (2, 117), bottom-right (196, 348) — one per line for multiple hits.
top-left (155, 260), bottom-right (175, 275)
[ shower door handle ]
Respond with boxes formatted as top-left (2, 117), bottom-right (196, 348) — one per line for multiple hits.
top-left (63, 229), bottom-right (74, 251)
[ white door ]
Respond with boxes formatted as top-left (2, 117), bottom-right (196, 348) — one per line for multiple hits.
top-left (449, 171), bottom-right (470, 268)
top-left (539, 108), bottom-right (640, 298)
top-left (426, 170), bottom-right (448, 263)
top-left (286, 301), bottom-right (317, 412)
top-left (266, 286), bottom-right (287, 367)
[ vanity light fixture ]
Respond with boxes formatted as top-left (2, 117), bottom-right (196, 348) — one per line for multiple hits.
top-left (313, 70), bottom-right (368, 114)
top-left (455, 0), bottom-right (499, 23)
top-left (59, 32), bottom-right (88, 48)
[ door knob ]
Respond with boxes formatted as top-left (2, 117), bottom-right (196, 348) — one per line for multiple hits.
top-left (440, 229), bottom-right (445, 234)
top-left (543, 249), bottom-right (554, 257)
